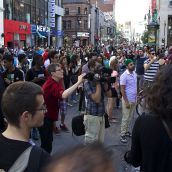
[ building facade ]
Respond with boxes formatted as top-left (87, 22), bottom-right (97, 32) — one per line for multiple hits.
top-left (90, 0), bottom-right (116, 46)
top-left (63, 0), bottom-right (90, 47)
top-left (48, 0), bottom-right (64, 48)
top-left (157, 0), bottom-right (172, 47)
top-left (0, 0), bottom-right (4, 47)
top-left (156, 0), bottom-right (172, 46)
top-left (3, 0), bottom-right (64, 48)
top-left (4, 0), bottom-right (49, 47)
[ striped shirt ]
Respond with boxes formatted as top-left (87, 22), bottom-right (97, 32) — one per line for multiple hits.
top-left (144, 59), bottom-right (159, 82)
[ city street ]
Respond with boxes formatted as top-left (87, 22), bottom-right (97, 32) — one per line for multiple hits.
top-left (45, 99), bottom-right (138, 172)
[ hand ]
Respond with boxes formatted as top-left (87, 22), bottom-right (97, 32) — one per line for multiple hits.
top-left (77, 73), bottom-right (86, 84)
top-left (125, 102), bottom-right (130, 109)
top-left (4, 78), bottom-right (11, 85)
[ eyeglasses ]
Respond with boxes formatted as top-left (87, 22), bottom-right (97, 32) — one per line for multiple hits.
top-left (35, 105), bottom-right (47, 113)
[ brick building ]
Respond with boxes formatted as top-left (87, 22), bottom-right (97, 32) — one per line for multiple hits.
top-left (63, 0), bottom-right (90, 47)
top-left (90, 0), bottom-right (114, 12)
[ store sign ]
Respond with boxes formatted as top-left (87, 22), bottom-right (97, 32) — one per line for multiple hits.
top-left (77, 32), bottom-right (89, 37)
top-left (31, 25), bottom-right (50, 37)
top-left (37, 25), bottom-right (50, 33)
top-left (19, 25), bottom-right (28, 31)
top-left (48, 0), bottom-right (55, 28)
top-left (51, 29), bottom-right (64, 36)
top-left (4, 19), bottom-right (31, 35)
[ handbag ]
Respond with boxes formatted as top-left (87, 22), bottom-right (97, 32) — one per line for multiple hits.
top-left (72, 115), bottom-right (85, 136)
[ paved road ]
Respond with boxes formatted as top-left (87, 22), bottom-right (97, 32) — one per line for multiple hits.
top-left (36, 99), bottom-right (139, 172)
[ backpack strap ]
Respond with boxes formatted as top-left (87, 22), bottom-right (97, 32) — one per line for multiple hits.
top-left (8, 146), bottom-right (32, 172)
top-left (27, 146), bottom-right (43, 172)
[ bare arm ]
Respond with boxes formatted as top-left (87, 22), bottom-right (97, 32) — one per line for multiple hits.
top-left (144, 58), bottom-right (156, 71)
top-left (62, 74), bottom-right (85, 99)
top-left (90, 83), bottom-right (101, 103)
top-left (120, 85), bottom-right (128, 102)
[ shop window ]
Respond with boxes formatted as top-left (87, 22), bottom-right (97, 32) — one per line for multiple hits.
top-left (65, 8), bottom-right (69, 15)
top-left (40, 9), bottom-right (45, 25)
top-left (45, 2), bottom-right (48, 25)
top-left (31, 6), bottom-right (36, 24)
top-left (78, 7), bottom-right (81, 15)
top-left (84, 8), bottom-right (88, 14)
top-left (67, 21), bottom-right (71, 29)
top-left (36, 8), bottom-right (40, 24)
top-left (25, 0), bottom-right (31, 4)
top-left (84, 20), bottom-right (88, 29)
top-left (63, 21), bottom-right (66, 30)
top-left (31, 0), bottom-right (36, 6)
top-left (5, 0), bottom-right (12, 20)
top-left (24, 4), bottom-right (31, 23)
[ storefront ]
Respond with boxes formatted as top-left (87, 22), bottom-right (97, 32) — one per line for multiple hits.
top-left (77, 32), bottom-right (90, 46)
top-left (31, 25), bottom-right (50, 47)
top-left (4, 19), bottom-right (31, 48)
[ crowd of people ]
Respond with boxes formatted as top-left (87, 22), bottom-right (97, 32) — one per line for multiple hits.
top-left (0, 43), bottom-right (172, 171)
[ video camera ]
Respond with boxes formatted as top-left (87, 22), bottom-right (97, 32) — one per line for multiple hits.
top-left (84, 66), bottom-right (116, 84)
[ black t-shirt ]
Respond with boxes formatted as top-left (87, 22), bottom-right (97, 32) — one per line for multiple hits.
top-left (3, 67), bottom-right (24, 87)
top-left (136, 57), bottom-right (147, 75)
top-left (25, 67), bottom-right (46, 86)
top-left (127, 114), bottom-right (172, 172)
top-left (0, 134), bottom-right (50, 172)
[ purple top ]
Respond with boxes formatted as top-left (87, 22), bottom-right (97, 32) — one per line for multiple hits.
top-left (120, 70), bottom-right (137, 103)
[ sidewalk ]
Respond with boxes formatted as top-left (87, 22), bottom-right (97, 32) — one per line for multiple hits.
top-left (50, 103), bottom-right (139, 172)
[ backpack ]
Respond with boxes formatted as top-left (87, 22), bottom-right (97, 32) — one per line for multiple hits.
top-left (72, 115), bottom-right (85, 136)
top-left (8, 146), bottom-right (42, 172)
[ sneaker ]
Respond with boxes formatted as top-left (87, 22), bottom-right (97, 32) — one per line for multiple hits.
top-left (60, 124), bottom-right (69, 132)
top-left (120, 135), bottom-right (128, 143)
top-left (125, 132), bottom-right (132, 137)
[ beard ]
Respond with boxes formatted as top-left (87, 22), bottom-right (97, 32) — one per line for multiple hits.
top-left (128, 66), bottom-right (135, 71)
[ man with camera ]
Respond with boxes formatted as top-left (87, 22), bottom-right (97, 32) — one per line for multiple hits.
top-left (83, 60), bottom-right (112, 144)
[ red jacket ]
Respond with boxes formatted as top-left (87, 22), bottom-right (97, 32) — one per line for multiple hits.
top-left (42, 77), bottom-right (64, 121)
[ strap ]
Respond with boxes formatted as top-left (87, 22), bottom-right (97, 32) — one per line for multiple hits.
top-left (27, 146), bottom-right (43, 172)
top-left (9, 146), bottom-right (32, 172)
top-left (162, 119), bottom-right (172, 142)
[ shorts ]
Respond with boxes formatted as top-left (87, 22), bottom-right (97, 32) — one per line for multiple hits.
top-left (59, 100), bottom-right (67, 115)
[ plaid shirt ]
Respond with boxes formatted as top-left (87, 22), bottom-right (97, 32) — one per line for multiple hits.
top-left (84, 80), bottom-right (105, 116)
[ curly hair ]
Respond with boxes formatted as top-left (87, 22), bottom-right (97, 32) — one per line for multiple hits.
top-left (146, 65), bottom-right (172, 119)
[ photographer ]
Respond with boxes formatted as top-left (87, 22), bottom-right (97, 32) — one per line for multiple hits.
top-left (83, 60), bottom-right (112, 144)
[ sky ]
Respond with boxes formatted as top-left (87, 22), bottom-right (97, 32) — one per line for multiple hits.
top-left (115, 0), bottom-right (150, 33)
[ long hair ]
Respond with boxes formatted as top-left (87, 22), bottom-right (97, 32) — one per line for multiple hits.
top-left (146, 65), bottom-right (172, 119)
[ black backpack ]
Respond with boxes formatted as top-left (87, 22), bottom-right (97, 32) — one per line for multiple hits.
top-left (72, 115), bottom-right (85, 136)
